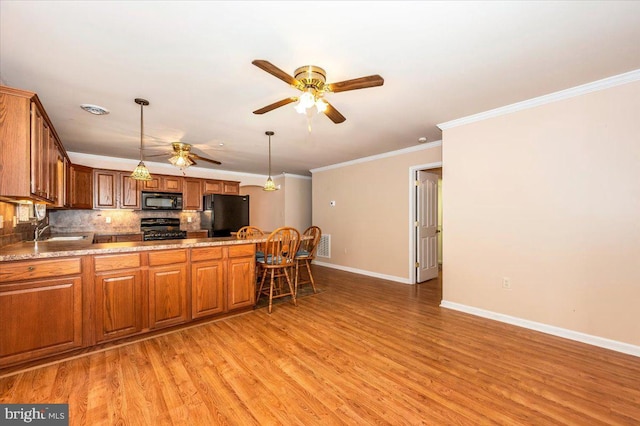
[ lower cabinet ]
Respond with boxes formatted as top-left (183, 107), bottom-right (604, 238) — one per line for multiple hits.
top-left (190, 245), bottom-right (255, 319)
top-left (148, 249), bottom-right (188, 329)
top-left (0, 257), bottom-right (83, 367)
top-left (0, 243), bottom-right (256, 370)
top-left (94, 253), bottom-right (144, 342)
top-left (227, 245), bottom-right (256, 310)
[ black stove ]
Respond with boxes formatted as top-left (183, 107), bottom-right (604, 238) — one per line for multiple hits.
top-left (141, 218), bottom-right (187, 241)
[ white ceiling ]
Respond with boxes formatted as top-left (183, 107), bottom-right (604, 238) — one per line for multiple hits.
top-left (2, 1), bottom-right (640, 176)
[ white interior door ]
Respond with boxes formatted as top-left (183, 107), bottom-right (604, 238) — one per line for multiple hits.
top-left (416, 171), bottom-right (439, 282)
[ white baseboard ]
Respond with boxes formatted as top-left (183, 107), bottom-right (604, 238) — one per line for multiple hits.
top-left (313, 261), bottom-right (411, 284)
top-left (440, 300), bottom-right (640, 357)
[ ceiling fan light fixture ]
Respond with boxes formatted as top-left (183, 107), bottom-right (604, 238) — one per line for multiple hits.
top-left (315, 98), bottom-right (328, 113)
top-left (131, 98), bottom-right (153, 181)
top-left (169, 153), bottom-right (193, 169)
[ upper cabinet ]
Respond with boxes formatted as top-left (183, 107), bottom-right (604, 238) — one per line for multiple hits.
top-left (204, 179), bottom-right (239, 195)
top-left (183, 178), bottom-right (203, 210)
top-left (68, 165), bottom-right (93, 209)
top-left (142, 175), bottom-right (183, 193)
top-left (0, 85), bottom-right (70, 204)
top-left (93, 169), bottom-right (140, 210)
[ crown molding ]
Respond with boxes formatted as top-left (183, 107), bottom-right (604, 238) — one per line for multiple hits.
top-left (310, 140), bottom-right (442, 174)
top-left (437, 69), bottom-right (640, 130)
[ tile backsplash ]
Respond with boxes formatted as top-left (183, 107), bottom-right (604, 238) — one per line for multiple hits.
top-left (49, 209), bottom-right (203, 233)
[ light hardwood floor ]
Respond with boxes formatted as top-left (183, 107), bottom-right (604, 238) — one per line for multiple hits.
top-left (1, 266), bottom-right (639, 425)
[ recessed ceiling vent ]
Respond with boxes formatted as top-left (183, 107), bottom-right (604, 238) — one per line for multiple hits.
top-left (80, 104), bottom-right (109, 115)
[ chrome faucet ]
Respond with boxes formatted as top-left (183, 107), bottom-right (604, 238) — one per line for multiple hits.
top-left (34, 223), bottom-right (50, 242)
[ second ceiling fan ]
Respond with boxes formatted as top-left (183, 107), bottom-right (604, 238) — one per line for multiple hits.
top-left (252, 60), bottom-right (384, 123)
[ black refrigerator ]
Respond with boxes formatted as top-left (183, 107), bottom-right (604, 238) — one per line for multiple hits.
top-left (205, 194), bottom-right (250, 237)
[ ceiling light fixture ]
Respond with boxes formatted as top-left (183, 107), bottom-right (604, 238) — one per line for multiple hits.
top-left (80, 104), bottom-right (109, 115)
top-left (263, 131), bottom-right (278, 191)
top-left (169, 150), bottom-right (194, 169)
top-left (293, 66), bottom-right (329, 117)
top-left (131, 98), bottom-right (152, 181)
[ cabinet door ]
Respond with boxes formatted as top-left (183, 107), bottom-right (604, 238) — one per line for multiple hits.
top-left (69, 164), bottom-right (93, 209)
top-left (183, 178), bottom-right (203, 210)
top-left (191, 260), bottom-right (225, 319)
top-left (30, 102), bottom-right (46, 199)
top-left (95, 270), bottom-right (143, 342)
top-left (223, 181), bottom-right (240, 195)
top-left (142, 177), bottom-right (161, 191)
top-left (120, 174), bottom-right (141, 209)
top-left (203, 180), bottom-right (222, 194)
top-left (94, 169), bottom-right (117, 209)
top-left (163, 176), bottom-right (183, 192)
top-left (227, 256), bottom-right (255, 311)
top-left (0, 276), bottom-right (83, 366)
top-left (149, 264), bottom-right (188, 329)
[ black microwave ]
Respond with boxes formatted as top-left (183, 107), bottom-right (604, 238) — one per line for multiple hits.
top-left (141, 192), bottom-right (183, 210)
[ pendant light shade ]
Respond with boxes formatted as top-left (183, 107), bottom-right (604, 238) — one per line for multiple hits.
top-left (131, 98), bottom-right (152, 181)
top-left (263, 131), bottom-right (278, 191)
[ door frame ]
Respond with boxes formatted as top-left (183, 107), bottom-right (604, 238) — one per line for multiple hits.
top-left (408, 161), bottom-right (442, 284)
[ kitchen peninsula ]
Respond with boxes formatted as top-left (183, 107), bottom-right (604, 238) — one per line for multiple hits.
top-left (0, 235), bottom-right (262, 373)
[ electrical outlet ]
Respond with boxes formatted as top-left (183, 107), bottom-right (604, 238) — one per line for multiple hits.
top-left (105, 217), bottom-right (111, 224)
top-left (330, 200), bottom-right (336, 207)
top-left (0, 215), bottom-right (3, 229)
top-left (502, 277), bottom-right (512, 289)
top-left (187, 217), bottom-right (192, 223)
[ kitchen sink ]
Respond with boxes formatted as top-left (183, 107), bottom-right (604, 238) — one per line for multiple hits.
top-left (46, 236), bottom-right (87, 241)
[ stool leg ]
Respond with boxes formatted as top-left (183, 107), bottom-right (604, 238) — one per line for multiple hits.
top-left (284, 267), bottom-right (297, 307)
top-left (305, 259), bottom-right (317, 293)
top-left (268, 269), bottom-right (275, 314)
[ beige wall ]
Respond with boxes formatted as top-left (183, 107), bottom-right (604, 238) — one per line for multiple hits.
top-left (442, 80), bottom-right (640, 346)
top-left (241, 174), bottom-right (311, 233)
top-left (312, 144), bottom-right (442, 280)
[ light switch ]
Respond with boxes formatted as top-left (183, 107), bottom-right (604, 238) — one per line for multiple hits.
top-left (105, 217), bottom-right (112, 224)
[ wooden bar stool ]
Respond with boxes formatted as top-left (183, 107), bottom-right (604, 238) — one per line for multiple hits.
top-left (295, 226), bottom-right (321, 296)
top-left (256, 227), bottom-right (301, 314)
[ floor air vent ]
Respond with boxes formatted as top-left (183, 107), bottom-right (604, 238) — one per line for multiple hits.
top-left (317, 234), bottom-right (331, 258)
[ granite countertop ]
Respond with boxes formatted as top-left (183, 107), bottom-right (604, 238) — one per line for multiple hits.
top-left (0, 233), bottom-right (266, 262)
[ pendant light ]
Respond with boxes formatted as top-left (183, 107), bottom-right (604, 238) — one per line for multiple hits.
top-left (263, 131), bottom-right (277, 191)
top-left (131, 98), bottom-right (152, 181)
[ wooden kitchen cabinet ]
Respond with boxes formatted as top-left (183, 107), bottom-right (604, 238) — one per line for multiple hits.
top-left (190, 244), bottom-right (255, 319)
top-left (93, 169), bottom-right (140, 209)
top-left (0, 257), bottom-right (83, 367)
top-left (191, 247), bottom-right (225, 318)
top-left (93, 253), bottom-right (144, 342)
top-left (203, 179), bottom-right (240, 195)
top-left (68, 164), bottom-right (93, 209)
top-left (0, 85), bottom-right (70, 203)
top-left (148, 249), bottom-right (189, 329)
top-left (226, 245), bottom-right (256, 310)
top-left (183, 178), bottom-right (203, 210)
top-left (142, 174), bottom-right (183, 193)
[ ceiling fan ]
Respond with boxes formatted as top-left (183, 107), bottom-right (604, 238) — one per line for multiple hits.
top-left (252, 60), bottom-right (384, 123)
top-left (145, 142), bottom-right (221, 168)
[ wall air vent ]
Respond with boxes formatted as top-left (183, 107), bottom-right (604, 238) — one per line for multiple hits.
top-left (317, 234), bottom-right (331, 258)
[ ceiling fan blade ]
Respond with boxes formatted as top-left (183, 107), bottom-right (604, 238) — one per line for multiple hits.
top-left (144, 152), bottom-right (171, 158)
top-left (253, 97), bottom-right (298, 115)
top-left (252, 60), bottom-right (300, 87)
top-left (323, 102), bottom-right (346, 124)
top-left (327, 75), bottom-right (384, 93)
top-left (191, 154), bottom-right (221, 165)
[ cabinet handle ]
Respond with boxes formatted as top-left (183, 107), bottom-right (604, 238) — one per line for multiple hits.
top-left (28, 266), bottom-right (35, 271)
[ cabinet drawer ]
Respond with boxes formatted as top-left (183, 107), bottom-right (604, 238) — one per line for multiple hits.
top-left (0, 257), bottom-right (81, 283)
top-left (94, 253), bottom-right (141, 272)
top-left (191, 246), bottom-right (223, 262)
top-left (148, 249), bottom-right (188, 266)
top-left (228, 244), bottom-right (255, 258)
